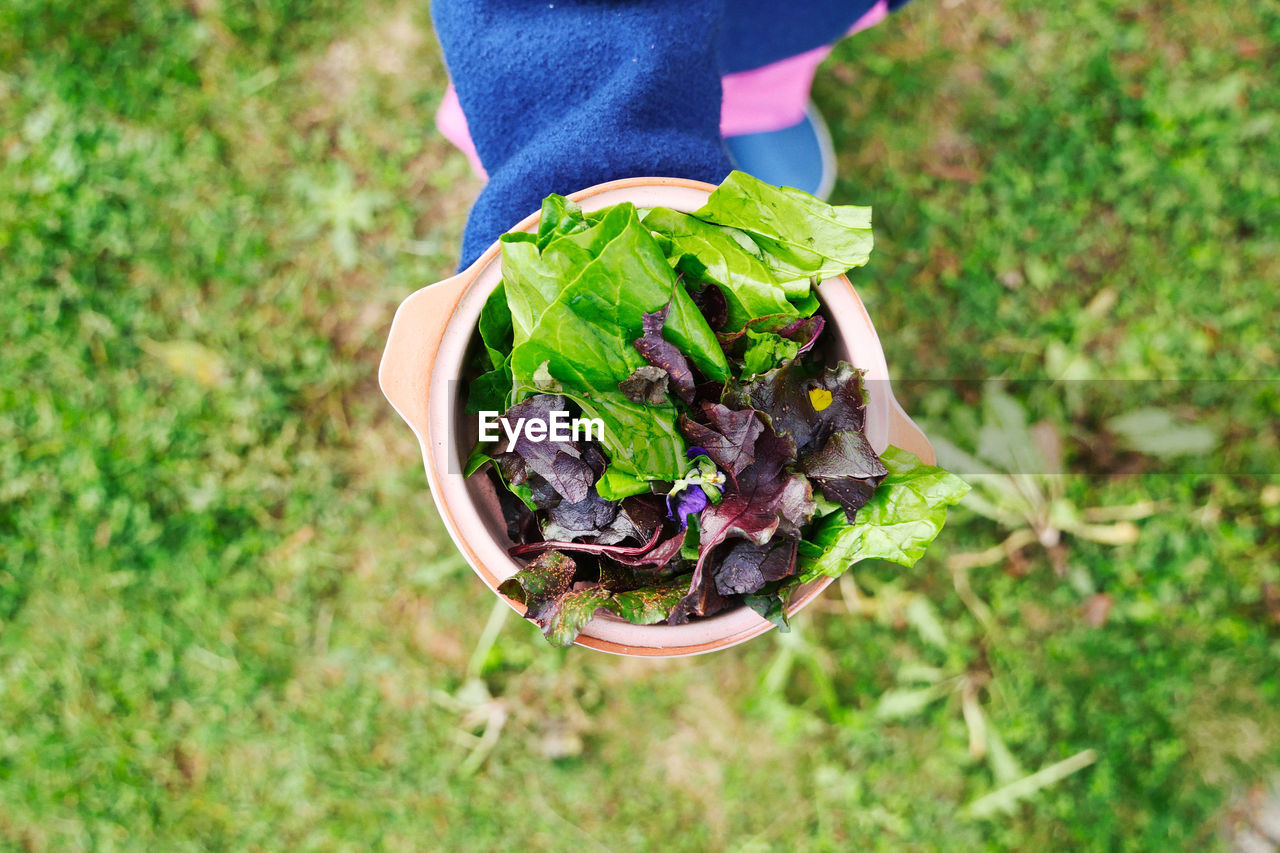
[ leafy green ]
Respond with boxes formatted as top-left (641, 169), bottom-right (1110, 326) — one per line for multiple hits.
top-left (607, 578), bottom-right (690, 624)
top-left (642, 206), bottom-right (802, 331)
top-left (541, 490), bottom-right (618, 542)
top-left (632, 304), bottom-right (697, 403)
top-left (498, 236), bottom-right (562, 342)
top-left (471, 175), bottom-right (965, 643)
top-left (714, 537), bottom-right (798, 596)
top-left (497, 551), bottom-right (577, 625)
top-left (502, 202), bottom-right (733, 482)
top-left (511, 202), bottom-right (728, 381)
top-left (743, 581), bottom-right (791, 632)
top-left (539, 576), bottom-right (689, 648)
top-left (800, 429), bottom-right (888, 520)
top-left (577, 395), bottom-right (688, 482)
top-left (741, 329), bottom-right (800, 377)
top-left (501, 549), bottom-right (649, 649)
top-left (671, 428), bottom-right (814, 624)
top-left (468, 361), bottom-right (514, 414)
top-left (677, 403), bottom-right (764, 479)
top-left (694, 430), bottom-right (813, 556)
top-left (724, 360), bottom-right (870, 455)
top-left (618, 364), bottom-right (670, 405)
top-left (464, 447), bottom-right (539, 511)
top-left (466, 282), bottom-right (516, 413)
top-left (483, 394), bottom-right (596, 503)
top-left (797, 446), bottom-right (971, 582)
top-left (596, 464), bottom-right (652, 501)
top-left (534, 194), bottom-right (592, 248)
top-left (477, 281), bottom-right (513, 370)
top-left (693, 170), bottom-right (874, 280)
top-left (541, 587), bottom-right (612, 648)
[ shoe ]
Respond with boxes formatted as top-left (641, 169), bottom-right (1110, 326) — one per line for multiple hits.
top-left (723, 103), bottom-right (836, 200)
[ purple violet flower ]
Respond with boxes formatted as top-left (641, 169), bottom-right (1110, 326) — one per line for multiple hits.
top-left (666, 485), bottom-right (709, 529)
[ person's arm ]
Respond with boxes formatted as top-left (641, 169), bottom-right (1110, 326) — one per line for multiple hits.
top-left (432, 0), bottom-right (734, 268)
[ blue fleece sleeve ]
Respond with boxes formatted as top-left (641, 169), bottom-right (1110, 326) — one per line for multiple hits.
top-left (432, 0), bottom-right (735, 268)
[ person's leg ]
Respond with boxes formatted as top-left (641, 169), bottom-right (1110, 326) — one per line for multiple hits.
top-left (720, 0), bottom-right (892, 198)
top-left (718, 1), bottom-right (889, 137)
top-left (435, 84), bottom-right (486, 180)
top-left (432, 0), bottom-right (905, 215)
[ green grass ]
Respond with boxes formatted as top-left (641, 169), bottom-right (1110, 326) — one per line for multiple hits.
top-left (2, 0), bottom-right (1279, 849)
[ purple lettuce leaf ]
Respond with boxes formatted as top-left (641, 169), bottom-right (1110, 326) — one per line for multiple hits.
top-left (610, 494), bottom-right (667, 542)
top-left (667, 563), bottom-right (731, 625)
top-left (541, 490), bottom-right (618, 542)
top-left (800, 429), bottom-right (889, 521)
top-left (633, 304), bottom-right (696, 404)
top-left (779, 314), bottom-right (825, 355)
top-left (497, 394), bottom-right (595, 503)
top-left (509, 526), bottom-right (662, 560)
top-left (582, 446), bottom-right (609, 478)
top-left (677, 402), bottom-right (764, 480)
top-left (527, 477), bottom-right (561, 509)
top-left (497, 550), bottom-right (577, 626)
top-left (716, 313), bottom-right (825, 353)
top-left (669, 426), bottom-right (814, 624)
top-left (722, 360), bottom-right (868, 455)
top-left (693, 427), bottom-right (809, 549)
top-left (606, 530), bottom-right (688, 568)
top-left (490, 470), bottom-right (539, 542)
top-left (690, 282), bottom-right (729, 331)
top-left (618, 364), bottom-right (671, 406)
top-left (692, 380), bottom-right (727, 407)
top-left (537, 492), bottom-right (668, 549)
top-left (713, 536), bottom-right (799, 597)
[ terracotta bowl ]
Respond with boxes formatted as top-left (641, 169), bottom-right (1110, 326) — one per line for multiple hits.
top-left (379, 176), bottom-right (933, 657)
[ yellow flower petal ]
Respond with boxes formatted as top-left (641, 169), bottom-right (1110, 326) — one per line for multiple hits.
top-left (809, 387), bottom-right (833, 412)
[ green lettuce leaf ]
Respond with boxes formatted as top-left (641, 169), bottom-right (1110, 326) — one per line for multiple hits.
top-left (514, 203), bottom-right (729, 380)
top-left (743, 581), bottom-right (791, 632)
top-left (608, 578), bottom-right (690, 624)
top-left (463, 447), bottom-right (538, 511)
top-left (538, 576), bottom-right (689, 648)
top-left (541, 588), bottom-right (612, 647)
top-left (502, 550), bottom-right (684, 650)
top-left (741, 329), bottom-right (800, 377)
top-left (499, 235), bottom-right (562, 342)
top-left (535, 194), bottom-right (592, 248)
top-left (572, 394), bottom-right (687, 483)
top-left (465, 282), bottom-right (516, 414)
top-left (504, 202), bottom-right (731, 481)
top-left (596, 464), bottom-right (652, 501)
top-left (642, 206), bottom-right (802, 331)
top-left (693, 170), bottom-right (873, 280)
top-left (467, 360), bottom-right (514, 414)
top-left (497, 551), bottom-right (576, 625)
top-left (797, 446), bottom-right (970, 582)
top-left (477, 281), bottom-right (513, 370)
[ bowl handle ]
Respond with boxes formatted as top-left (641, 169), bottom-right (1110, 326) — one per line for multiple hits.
top-left (379, 270), bottom-right (472, 441)
top-left (887, 394), bottom-right (936, 466)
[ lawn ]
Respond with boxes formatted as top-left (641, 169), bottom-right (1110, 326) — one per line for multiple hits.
top-left (2, 0), bottom-right (1278, 850)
